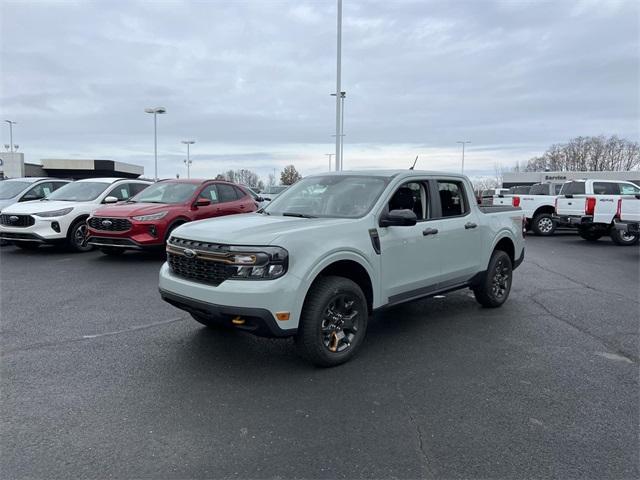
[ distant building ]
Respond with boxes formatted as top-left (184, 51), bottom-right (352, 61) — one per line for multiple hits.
top-left (503, 171), bottom-right (640, 188)
top-left (0, 154), bottom-right (144, 180)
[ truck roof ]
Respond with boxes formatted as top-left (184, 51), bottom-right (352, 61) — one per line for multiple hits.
top-left (317, 169), bottom-right (467, 179)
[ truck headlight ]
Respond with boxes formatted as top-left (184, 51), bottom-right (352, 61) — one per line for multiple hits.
top-left (228, 246), bottom-right (288, 280)
top-left (33, 207), bottom-right (74, 217)
top-left (133, 211), bottom-right (168, 221)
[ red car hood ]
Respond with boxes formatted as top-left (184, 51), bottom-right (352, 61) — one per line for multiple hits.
top-left (92, 202), bottom-right (175, 218)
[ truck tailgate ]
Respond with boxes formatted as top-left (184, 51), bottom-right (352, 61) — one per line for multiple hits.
top-left (556, 196), bottom-right (586, 216)
top-left (620, 197), bottom-right (640, 222)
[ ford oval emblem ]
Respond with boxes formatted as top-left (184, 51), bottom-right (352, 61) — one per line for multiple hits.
top-left (9, 215), bottom-right (19, 223)
top-left (102, 220), bottom-right (113, 227)
top-left (183, 248), bottom-right (196, 258)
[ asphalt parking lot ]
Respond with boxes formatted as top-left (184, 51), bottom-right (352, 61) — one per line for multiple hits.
top-left (1, 234), bottom-right (638, 479)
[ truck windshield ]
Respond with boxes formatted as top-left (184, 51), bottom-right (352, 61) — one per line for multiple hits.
top-left (264, 175), bottom-right (389, 218)
top-left (131, 182), bottom-right (198, 204)
top-left (0, 181), bottom-right (30, 199)
top-left (47, 182), bottom-right (110, 201)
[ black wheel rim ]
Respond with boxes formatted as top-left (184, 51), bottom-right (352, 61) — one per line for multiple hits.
top-left (491, 259), bottom-right (511, 301)
top-left (74, 224), bottom-right (89, 248)
top-left (321, 293), bottom-right (361, 353)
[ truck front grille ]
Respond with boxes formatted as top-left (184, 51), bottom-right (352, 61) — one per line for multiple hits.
top-left (167, 251), bottom-right (231, 286)
top-left (88, 217), bottom-right (132, 232)
top-left (0, 214), bottom-right (35, 228)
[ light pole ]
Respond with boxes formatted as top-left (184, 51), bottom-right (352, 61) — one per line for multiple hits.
top-left (457, 141), bottom-right (471, 173)
top-left (144, 107), bottom-right (167, 181)
top-left (181, 140), bottom-right (195, 178)
top-left (4, 120), bottom-right (17, 153)
top-left (331, 91), bottom-right (346, 169)
top-left (325, 153), bottom-right (334, 170)
top-left (334, 0), bottom-right (343, 171)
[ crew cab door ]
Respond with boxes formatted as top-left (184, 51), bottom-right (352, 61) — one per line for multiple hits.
top-left (378, 180), bottom-right (443, 302)
top-left (430, 178), bottom-right (484, 284)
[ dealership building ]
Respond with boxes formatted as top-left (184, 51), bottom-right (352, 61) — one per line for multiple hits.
top-left (0, 152), bottom-right (144, 180)
top-left (502, 170), bottom-right (640, 188)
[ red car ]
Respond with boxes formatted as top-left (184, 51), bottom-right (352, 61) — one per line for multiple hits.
top-left (86, 179), bottom-right (257, 255)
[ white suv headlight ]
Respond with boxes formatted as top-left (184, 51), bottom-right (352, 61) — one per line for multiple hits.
top-left (33, 207), bottom-right (74, 217)
top-left (132, 211), bottom-right (168, 221)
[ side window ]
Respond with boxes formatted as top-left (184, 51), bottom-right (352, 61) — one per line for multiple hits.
top-left (22, 182), bottom-right (54, 200)
top-left (619, 183), bottom-right (640, 195)
top-left (529, 184), bottom-right (546, 195)
top-left (234, 186), bottom-right (247, 199)
top-left (129, 183), bottom-right (149, 196)
top-left (554, 184), bottom-right (563, 195)
top-left (593, 182), bottom-right (619, 195)
top-left (52, 182), bottom-right (68, 193)
top-left (199, 184), bottom-right (219, 203)
top-left (437, 180), bottom-right (468, 218)
top-left (217, 184), bottom-right (238, 203)
top-left (562, 182), bottom-right (585, 195)
top-left (107, 183), bottom-right (131, 201)
top-left (387, 181), bottom-right (428, 220)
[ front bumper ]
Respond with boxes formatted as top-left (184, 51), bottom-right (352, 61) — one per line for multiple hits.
top-left (86, 221), bottom-right (166, 249)
top-left (158, 262), bottom-right (300, 337)
top-left (0, 217), bottom-right (67, 243)
top-left (614, 220), bottom-right (639, 235)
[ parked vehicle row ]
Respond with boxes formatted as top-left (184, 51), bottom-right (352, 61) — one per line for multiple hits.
top-left (488, 179), bottom-right (640, 245)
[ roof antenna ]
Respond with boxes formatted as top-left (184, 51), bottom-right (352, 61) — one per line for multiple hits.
top-left (409, 155), bottom-right (418, 170)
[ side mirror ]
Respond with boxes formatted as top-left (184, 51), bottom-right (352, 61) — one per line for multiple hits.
top-left (194, 198), bottom-right (211, 207)
top-left (379, 209), bottom-right (417, 227)
top-left (103, 196), bottom-right (119, 204)
top-left (262, 196), bottom-right (272, 202)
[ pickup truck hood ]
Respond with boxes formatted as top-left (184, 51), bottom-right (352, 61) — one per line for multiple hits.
top-left (171, 213), bottom-right (353, 245)
top-left (0, 199), bottom-right (89, 214)
top-left (93, 202), bottom-right (170, 217)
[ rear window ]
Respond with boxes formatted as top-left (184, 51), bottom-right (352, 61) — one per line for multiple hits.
top-left (509, 186), bottom-right (531, 194)
top-left (592, 182), bottom-right (619, 195)
top-left (561, 182), bottom-right (585, 195)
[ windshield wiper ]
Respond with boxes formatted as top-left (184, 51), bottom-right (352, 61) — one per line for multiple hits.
top-left (256, 208), bottom-right (270, 215)
top-left (282, 212), bottom-right (316, 218)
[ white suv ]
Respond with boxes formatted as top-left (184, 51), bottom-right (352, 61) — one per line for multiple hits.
top-left (0, 177), bottom-right (151, 251)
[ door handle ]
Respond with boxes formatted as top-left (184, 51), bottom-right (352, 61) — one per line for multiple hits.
top-left (464, 222), bottom-right (478, 229)
top-left (240, 205), bottom-right (245, 209)
top-left (422, 228), bottom-right (438, 236)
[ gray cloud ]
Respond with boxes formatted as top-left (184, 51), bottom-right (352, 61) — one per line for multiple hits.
top-left (1, 0), bottom-right (637, 179)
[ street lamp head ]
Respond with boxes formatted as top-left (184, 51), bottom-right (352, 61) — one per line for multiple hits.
top-left (144, 107), bottom-right (166, 114)
top-left (181, 140), bottom-right (196, 145)
top-left (4, 120), bottom-right (17, 125)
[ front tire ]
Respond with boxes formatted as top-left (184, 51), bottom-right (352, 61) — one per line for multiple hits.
top-left (295, 276), bottom-right (368, 367)
top-left (531, 213), bottom-right (556, 236)
top-left (67, 219), bottom-right (93, 252)
top-left (473, 250), bottom-right (513, 308)
top-left (610, 228), bottom-right (639, 246)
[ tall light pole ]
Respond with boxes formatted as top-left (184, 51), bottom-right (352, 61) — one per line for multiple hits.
top-left (331, 91), bottom-right (346, 169)
top-left (325, 153), bottom-right (334, 170)
top-left (4, 120), bottom-right (17, 153)
top-left (334, 0), bottom-right (343, 171)
top-left (144, 107), bottom-right (167, 181)
top-left (181, 140), bottom-right (195, 178)
top-left (457, 141), bottom-right (471, 173)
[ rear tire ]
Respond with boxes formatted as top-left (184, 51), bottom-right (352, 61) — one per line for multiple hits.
top-left (295, 276), bottom-right (368, 367)
top-left (67, 219), bottom-right (93, 252)
top-left (473, 250), bottom-right (513, 308)
top-left (100, 247), bottom-right (125, 256)
top-left (578, 227), bottom-right (603, 242)
top-left (610, 228), bottom-right (639, 246)
top-left (531, 213), bottom-right (556, 236)
top-left (15, 242), bottom-right (40, 250)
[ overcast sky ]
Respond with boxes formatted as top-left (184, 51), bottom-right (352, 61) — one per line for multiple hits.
top-left (1, 0), bottom-right (638, 180)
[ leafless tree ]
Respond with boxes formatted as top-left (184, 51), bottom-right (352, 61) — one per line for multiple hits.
top-left (524, 135), bottom-right (640, 172)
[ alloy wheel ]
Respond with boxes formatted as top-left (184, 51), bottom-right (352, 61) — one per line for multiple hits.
top-left (491, 259), bottom-right (511, 301)
top-left (321, 293), bottom-right (361, 353)
top-left (538, 217), bottom-right (553, 234)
